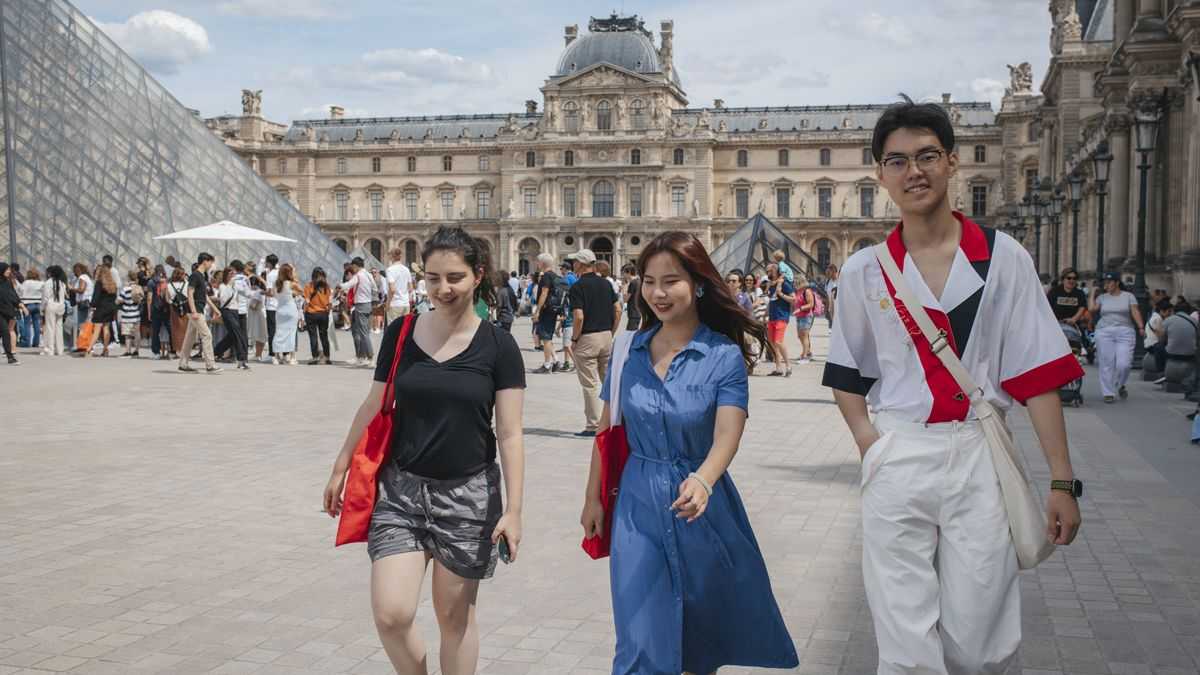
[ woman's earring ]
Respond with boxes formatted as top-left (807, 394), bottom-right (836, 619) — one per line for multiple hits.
top-left (696, 286), bottom-right (705, 298)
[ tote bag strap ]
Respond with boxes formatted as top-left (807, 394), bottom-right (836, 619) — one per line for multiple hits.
top-left (872, 244), bottom-right (989, 410)
top-left (381, 314), bottom-right (417, 415)
top-left (608, 331), bottom-right (636, 427)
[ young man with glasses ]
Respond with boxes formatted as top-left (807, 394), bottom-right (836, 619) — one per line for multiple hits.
top-left (822, 96), bottom-right (1083, 674)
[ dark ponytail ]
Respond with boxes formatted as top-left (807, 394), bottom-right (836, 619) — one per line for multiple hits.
top-left (421, 225), bottom-right (495, 306)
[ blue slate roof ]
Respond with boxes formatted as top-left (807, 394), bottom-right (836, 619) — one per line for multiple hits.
top-left (284, 113), bottom-right (541, 142)
top-left (671, 103), bottom-right (997, 131)
top-left (554, 29), bottom-right (681, 87)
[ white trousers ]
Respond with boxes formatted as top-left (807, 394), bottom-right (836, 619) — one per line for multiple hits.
top-left (43, 308), bottom-right (65, 355)
top-left (1095, 325), bottom-right (1135, 397)
top-left (862, 412), bottom-right (1020, 675)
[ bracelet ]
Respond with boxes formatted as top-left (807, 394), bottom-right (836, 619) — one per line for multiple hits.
top-left (687, 472), bottom-right (713, 497)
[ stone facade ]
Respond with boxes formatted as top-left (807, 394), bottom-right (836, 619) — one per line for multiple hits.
top-left (1040, 0), bottom-right (1200, 294)
top-left (212, 14), bottom-right (1007, 276)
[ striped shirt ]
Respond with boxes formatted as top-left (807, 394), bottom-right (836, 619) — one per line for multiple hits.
top-left (118, 286), bottom-right (142, 323)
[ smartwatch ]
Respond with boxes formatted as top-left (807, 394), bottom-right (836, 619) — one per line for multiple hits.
top-left (1050, 479), bottom-right (1083, 499)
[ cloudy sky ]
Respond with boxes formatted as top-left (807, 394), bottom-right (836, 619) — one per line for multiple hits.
top-left (75, 0), bottom-right (1053, 124)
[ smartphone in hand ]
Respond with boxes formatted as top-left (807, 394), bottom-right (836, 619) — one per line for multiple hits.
top-left (498, 536), bottom-right (512, 564)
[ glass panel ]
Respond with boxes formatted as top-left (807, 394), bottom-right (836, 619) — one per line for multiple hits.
top-left (406, 192), bottom-right (418, 219)
top-left (370, 191), bottom-right (383, 220)
top-left (1, 0), bottom-right (345, 272)
top-left (592, 181), bottom-right (613, 217)
top-left (736, 189), bottom-right (749, 219)
top-left (563, 187), bottom-right (576, 217)
top-left (476, 191), bottom-right (489, 218)
top-left (524, 188), bottom-right (536, 217)
top-left (776, 188), bottom-right (789, 218)
top-left (860, 187), bottom-right (875, 218)
top-left (671, 186), bottom-right (686, 217)
top-left (972, 185), bottom-right (988, 217)
top-left (629, 186), bottom-right (641, 217)
top-left (442, 191), bottom-right (454, 219)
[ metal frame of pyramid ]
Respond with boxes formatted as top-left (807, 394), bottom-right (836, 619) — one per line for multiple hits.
top-left (0, 0), bottom-right (348, 275)
top-left (709, 212), bottom-right (825, 283)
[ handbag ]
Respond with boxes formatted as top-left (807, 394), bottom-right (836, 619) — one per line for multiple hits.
top-left (581, 331), bottom-right (636, 559)
top-left (75, 322), bottom-right (95, 352)
top-left (335, 313), bottom-right (417, 546)
top-left (873, 244), bottom-right (1056, 570)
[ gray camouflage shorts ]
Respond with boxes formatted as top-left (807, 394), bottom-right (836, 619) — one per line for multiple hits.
top-left (367, 462), bottom-right (503, 580)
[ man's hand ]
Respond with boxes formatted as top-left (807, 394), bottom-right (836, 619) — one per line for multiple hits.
top-left (1046, 491), bottom-right (1081, 545)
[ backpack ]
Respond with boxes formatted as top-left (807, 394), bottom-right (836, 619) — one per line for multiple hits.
top-left (549, 274), bottom-right (570, 315)
top-left (809, 286), bottom-right (825, 317)
top-left (170, 282), bottom-right (190, 315)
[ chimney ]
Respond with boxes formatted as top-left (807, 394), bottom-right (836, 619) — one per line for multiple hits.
top-left (329, 105), bottom-right (345, 119)
top-left (659, 20), bottom-right (674, 82)
top-left (713, 98), bottom-right (724, 109)
top-left (525, 100), bottom-right (538, 114)
top-left (564, 24), bottom-right (578, 46)
top-left (941, 93), bottom-right (952, 104)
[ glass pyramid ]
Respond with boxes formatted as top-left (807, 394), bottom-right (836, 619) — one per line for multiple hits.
top-left (709, 212), bottom-right (824, 281)
top-left (0, 0), bottom-right (347, 274)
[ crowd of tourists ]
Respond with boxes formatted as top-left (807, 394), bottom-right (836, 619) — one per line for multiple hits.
top-left (0, 249), bottom-right (428, 372)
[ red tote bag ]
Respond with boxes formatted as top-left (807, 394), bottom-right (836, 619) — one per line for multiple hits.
top-left (581, 331), bottom-right (635, 560)
top-left (335, 314), bottom-right (416, 546)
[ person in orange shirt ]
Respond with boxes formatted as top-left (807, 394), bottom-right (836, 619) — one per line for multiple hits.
top-left (304, 267), bottom-right (333, 364)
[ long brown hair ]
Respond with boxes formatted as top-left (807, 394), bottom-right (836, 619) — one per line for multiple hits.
top-left (96, 265), bottom-right (117, 294)
top-left (276, 263), bottom-right (295, 292)
top-left (636, 231), bottom-right (767, 370)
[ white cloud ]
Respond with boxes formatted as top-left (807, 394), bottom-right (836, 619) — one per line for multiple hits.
top-left (216, 0), bottom-right (336, 20)
top-left (779, 72), bottom-right (832, 89)
top-left (361, 48), bottom-right (493, 83)
top-left (971, 77), bottom-right (1008, 108)
top-left (94, 10), bottom-right (211, 76)
top-left (283, 48), bottom-right (495, 95)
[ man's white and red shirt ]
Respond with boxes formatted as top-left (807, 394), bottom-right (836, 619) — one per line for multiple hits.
top-left (822, 212), bottom-right (1084, 423)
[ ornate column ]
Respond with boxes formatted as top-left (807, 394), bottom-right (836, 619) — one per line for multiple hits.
top-left (616, 180), bottom-right (626, 218)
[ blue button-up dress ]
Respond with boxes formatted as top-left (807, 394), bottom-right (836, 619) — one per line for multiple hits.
top-left (601, 323), bottom-right (798, 675)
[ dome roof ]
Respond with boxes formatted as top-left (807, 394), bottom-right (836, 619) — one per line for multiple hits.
top-left (555, 30), bottom-right (681, 87)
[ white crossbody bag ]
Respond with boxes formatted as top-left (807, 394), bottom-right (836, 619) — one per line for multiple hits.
top-left (873, 244), bottom-right (1055, 570)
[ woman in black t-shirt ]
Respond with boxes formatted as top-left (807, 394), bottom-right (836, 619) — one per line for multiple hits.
top-left (324, 226), bottom-right (526, 675)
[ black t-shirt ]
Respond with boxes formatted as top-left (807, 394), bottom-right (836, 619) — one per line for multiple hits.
top-left (373, 317), bottom-right (526, 479)
top-left (188, 271), bottom-right (208, 313)
top-left (625, 278), bottom-right (641, 321)
top-left (536, 270), bottom-right (560, 322)
top-left (567, 272), bottom-right (618, 334)
top-left (1048, 287), bottom-right (1087, 321)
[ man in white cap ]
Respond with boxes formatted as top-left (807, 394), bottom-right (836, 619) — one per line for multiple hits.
top-left (567, 249), bottom-right (621, 437)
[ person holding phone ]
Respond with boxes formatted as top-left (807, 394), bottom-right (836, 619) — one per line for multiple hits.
top-left (324, 226), bottom-right (525, 675)
top-left (580, 231), bottom-right (797, 675)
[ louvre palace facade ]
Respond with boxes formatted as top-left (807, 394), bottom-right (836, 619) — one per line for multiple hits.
top-left (213, 14), bottom-right (1023, 276)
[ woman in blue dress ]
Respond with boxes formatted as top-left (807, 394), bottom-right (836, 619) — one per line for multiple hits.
top-left (581, 231), bottom-right (798, 674)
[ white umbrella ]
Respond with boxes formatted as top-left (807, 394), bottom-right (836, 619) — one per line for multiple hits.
top-left (154, 220), bottom-right (297, 263)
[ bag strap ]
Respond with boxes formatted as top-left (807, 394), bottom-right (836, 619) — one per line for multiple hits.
top-left (608, 331), bottom-right (636, 427)
top-left (381, 314), bottom-right (417, 415)
top-left (872, 244), bottom-right (986, 405)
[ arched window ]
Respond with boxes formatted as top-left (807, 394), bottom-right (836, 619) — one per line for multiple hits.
top-left (596, 100), bottom-right (612, 130)
top-left (630, 149), bottom-right (640, 165)
top-left (592, 180), bottom-right (614, 217)
top-left (564, 150), bottom-right (574, 167)
top-left (442, 155), bottom-right (453, 172)
top-left (673, 148), bottom-right (685, 165)
top-left (737, 149), bottom-right (748, 168)
top-left (366, 238), bottom-right (383, 262)
top-left (403, 239), bottom-right (418, 264)
top-left (814, 238), bottom-right (834, 269)
top-left (819, 148), bottom-right (831, 166)
top-left (564, 101), bottom-right (580, 133)
top-left (630, 99), bottom-right (646, 129)
top-left (526, 151), bottom-right (536, 168)
top-left (778, 149), bottom-right (789, 167)
top-left (590, 236), bottom-right (614, 265)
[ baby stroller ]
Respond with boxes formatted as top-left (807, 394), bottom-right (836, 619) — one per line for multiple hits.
top-left (1058, 322), bottom-right (1085, 407)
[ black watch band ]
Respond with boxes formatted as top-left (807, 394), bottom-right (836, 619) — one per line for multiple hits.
top-left (1050, 479), bottom-right (1083, 499)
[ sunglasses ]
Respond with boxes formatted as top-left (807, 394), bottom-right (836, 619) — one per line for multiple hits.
top-left (1064, 276), bottom-right (1078, 281)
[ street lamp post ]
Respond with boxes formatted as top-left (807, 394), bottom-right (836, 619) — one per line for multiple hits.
top-left (1131, 95), bottom-right (1164, 366)
top-left (1051, 188), bottom-right (1066, 274)
top-left (1020, 195), bottom-right (1036, 271)
top-left (1092, 141), bottom-right (1112, 279)
top-left (1068, 171), bottom-right (1083, 272)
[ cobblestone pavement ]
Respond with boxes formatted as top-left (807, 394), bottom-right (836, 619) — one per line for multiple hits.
top-left (3, 318), bottom-right (1200, 675)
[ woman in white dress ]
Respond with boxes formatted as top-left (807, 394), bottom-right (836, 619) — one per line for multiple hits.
top-left (269, 263), bottom-right (303, 364)
top-left (246, 274), bottom-right (269, 361)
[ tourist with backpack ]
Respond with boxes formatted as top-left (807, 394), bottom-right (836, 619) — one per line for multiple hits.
top-left (792, 280), bottom-right (818, 364)
top-left (149, 265), bottom-right (173, 359)
top-left (166, 266), bottom-right (190, 359)
top-left (531, 253), bottom-right (565, 373)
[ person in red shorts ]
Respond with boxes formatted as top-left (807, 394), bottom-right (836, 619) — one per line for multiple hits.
top-left (765, 263), bottom-right (794, 377)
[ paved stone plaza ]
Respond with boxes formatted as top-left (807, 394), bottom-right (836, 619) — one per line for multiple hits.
top-left (4, 319), bottom-right (1200, 675)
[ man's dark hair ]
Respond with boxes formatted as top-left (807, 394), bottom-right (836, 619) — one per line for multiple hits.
top-left (351, 257), bottom-right (365, 267)
top-left (510, 271), bottom-right (517, 278)
top-left (1157, 298), bottom-right (1174, 313)
top-left (197, 252), bottom-right (214, 264)
top-left (102, 254), bottom-right (113, 265)
top-left (871, 94), bottom-right (956, 162)
top-left (230, 259), bottom-right (245, 272)
top-left (265, 254), bottom-right (279, 267)
top-left (622, 263), bottom-right (637, 275)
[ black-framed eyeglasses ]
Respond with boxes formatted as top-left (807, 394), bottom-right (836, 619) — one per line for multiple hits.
top-left (879, 148), bottom-right (946, 177)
